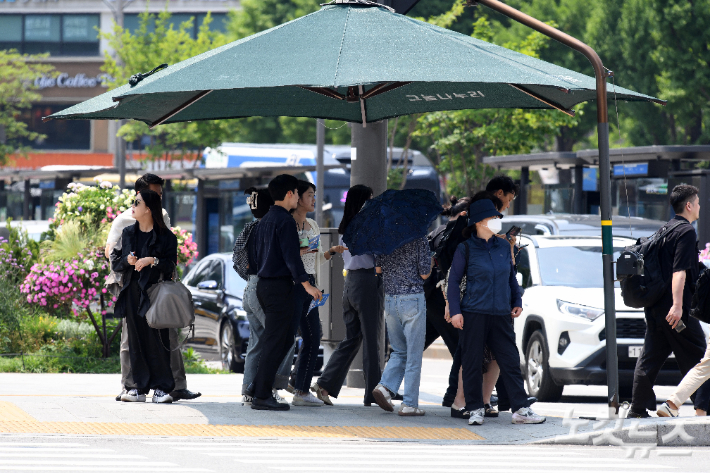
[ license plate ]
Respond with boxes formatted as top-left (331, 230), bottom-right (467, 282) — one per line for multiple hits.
top-left (628, 346), bottom-right (643, 358)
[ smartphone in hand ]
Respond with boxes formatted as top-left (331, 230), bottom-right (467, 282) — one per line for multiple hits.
top-left (505, 226), bottom-right (522, 243)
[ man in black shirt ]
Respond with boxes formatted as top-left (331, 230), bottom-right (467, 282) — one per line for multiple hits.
top-left (250, 174), bottom-right (322, 411)
top-left (629, 184), bottom-right (710, 418)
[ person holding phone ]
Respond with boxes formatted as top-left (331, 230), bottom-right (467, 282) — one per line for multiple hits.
top-left (447, 198), bottom-right (545, 426)
top-left (289, 180), bottom-right (346, 406)
top-left (110, 190), bottom-right (178, 404)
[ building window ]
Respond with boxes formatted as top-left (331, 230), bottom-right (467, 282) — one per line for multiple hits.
top-left (124, 13), bottom-right (228, 39)
top-left (0, 14), bottom-right (100, 56)
top-left (20, 104), bottom-right (91, 150)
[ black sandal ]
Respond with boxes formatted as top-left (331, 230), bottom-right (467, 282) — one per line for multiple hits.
top-left (451, 407), bottom-right (470, 419)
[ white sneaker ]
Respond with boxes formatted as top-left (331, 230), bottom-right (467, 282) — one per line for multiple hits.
top-left (272, 389), bottom-right (287, 404)
top-left (292, 391), bottom-right (324, 407)
top-left (242, 394), bottom-right (253, 406)
top-left (398, 404), bottom-right (425, 416)
top-left (512, 407), bottom-right (545, 424)
top-left (657, 402), bottom-right (679, 418)
top-left (152, 389), bottom-right (173, 404)
top-left (311, 383), bottom-right (333, 406)
top-left (372, 384), bottom-right (394, 412)
top-left (121, 389), bottom-right (146, 402)
top-left (468, 408), bottom-right (485, 425)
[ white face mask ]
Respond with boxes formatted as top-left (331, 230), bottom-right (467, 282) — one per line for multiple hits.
top-left (485, 218), bottom-right (503, 234)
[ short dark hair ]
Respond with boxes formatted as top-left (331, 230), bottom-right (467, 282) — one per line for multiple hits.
top-left (268, 174), bottom-right (299, 202)
top-left (442, 195), bottom-right (472, 218)
top-left (486, 175), bottom-right (519, 197)
top-left (670, 184), bottom-right (699, 214)
top-left (296, 180), bottom-right (316, 198)
top-left (245, 187), bottom-right (274, 219)
top-left (135, 173), bottom-right (165, 193)
top-left (471, 190), bottom-right (504, 211)
top-left (139, 189), bottom-right (167, 233)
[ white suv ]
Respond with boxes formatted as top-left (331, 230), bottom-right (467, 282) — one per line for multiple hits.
top-left (514, 235), bottom-right (700, 401)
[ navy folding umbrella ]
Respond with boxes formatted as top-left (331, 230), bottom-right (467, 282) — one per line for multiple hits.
top-left (343, 189), bottom-right (442, 256)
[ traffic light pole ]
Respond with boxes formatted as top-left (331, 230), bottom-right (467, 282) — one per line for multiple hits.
top-left (473, 0), bottom-right (619, 417)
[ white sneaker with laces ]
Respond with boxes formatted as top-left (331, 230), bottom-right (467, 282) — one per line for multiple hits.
top-left (292, 391), bottom-right (324, 407)
top-left (152, 389), bottom-right (173, 404)
top-left (272, 389), bottom-right (287, 404)
top-left (512, 407), bottom-right (546, 424)
top-left (121, 389), bottom-right (146, 402)
top-left (242, 394), bottom-right (253, 406)
top-left (468, 408), bottom-right (485, 425)
top-left (398, 404), bottom-right (425, 416)
top-left (657, 402), bottom-right (679, 418)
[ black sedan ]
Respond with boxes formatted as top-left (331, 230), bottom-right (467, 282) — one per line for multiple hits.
top-left (182, 253), bottom-right (324, 374)
top-left (182, 253), bottom-right (249, 372)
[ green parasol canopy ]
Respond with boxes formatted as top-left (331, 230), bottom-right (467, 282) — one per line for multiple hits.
top-left (45, 1), bottom-right (663, 127)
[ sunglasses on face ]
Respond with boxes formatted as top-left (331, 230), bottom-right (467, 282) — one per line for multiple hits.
top-left (132, 199), bottom-right (143, 207)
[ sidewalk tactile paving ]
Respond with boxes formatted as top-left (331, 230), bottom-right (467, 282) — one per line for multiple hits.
top-left (0, 420), bottom-right (483, 440)
top-left (0, 401), bottom-right (38, 422)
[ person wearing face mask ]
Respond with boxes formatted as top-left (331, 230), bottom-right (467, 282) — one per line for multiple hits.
top-left (447, 199), bottom-right (545, 426)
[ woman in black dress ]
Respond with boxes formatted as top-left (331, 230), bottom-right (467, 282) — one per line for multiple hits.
top-left (112, 190), bottom-right (178, 403)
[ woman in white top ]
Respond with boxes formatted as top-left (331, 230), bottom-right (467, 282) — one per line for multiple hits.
top-left (290, 180), bottom-right (346, 406)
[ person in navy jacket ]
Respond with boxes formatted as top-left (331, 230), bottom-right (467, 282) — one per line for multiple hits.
top-left (447, 199), bottom-right (545, 426)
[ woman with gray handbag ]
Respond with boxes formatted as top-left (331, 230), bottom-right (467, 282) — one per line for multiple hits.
top-left (111, 189), bottom-right (178, 404)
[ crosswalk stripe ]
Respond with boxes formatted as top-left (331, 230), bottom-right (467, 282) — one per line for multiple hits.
top-left (220, 458), bottom-right (669, 468)
top-left (0, 460), bottom-right (180, 467)
top-left (0, 447), bottom-right (115, 453)
top-left (0, 443), bottom-right (87, 447)
top-left (0, 467), bottom-right (211, 472)
top-left (0, 453), bottom-right (147, 459)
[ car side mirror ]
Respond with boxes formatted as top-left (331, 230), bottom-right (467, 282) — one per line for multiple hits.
top-left (516, 273), bottom-right (523, 287)
top-left (197, 280), bottom-right (219, 291)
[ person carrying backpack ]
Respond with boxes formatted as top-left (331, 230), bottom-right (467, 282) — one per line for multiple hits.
top-left (627, 184), bottom-right (710, 418)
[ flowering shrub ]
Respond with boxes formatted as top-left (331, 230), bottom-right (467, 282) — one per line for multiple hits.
top-left (20, 249), bottom-right (114, 317)
top-left (172, 226), bottom-right (198, 265)
top-left (49, 180), bottom-right (136, 237)
top-left (701, 243), bottom-right (710, 264)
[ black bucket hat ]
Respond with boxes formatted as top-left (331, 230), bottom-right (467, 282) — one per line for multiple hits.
top-left (467, 199), bottom-right (503, 226)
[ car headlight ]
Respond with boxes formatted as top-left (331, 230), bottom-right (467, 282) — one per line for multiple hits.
top-left (556, 300), bottom-right (604, 321)
top-left (234, 309), bottom-right (247, 321)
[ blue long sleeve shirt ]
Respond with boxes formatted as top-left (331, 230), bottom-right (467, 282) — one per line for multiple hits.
top-left (252, 205), bottom-right (309, 283)
top-left (447, 235), bottom-right (522, 317)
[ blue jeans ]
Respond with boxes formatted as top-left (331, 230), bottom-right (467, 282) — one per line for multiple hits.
top-left (241, 275), bottom-right (294, 394)
top-left (380, 292), bottom-right (426, 408)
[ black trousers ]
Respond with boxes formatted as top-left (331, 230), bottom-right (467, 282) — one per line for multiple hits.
top-left (632, 303), bottom-right (710, 412)
top-left (254, 277), bottom-right (296, 400)
top-left (124, 280), bottom-right (174, 394)
top-left (461, 312), bottom-right (529, 412)
top-left (318, 269), bottom-right (384, 404)
top-left (423, 287), bottom-right (460, 404)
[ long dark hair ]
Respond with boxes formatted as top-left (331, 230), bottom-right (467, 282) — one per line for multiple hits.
top-left (338, 184), bottom-right (373, 234)
top-left (441, 195), bottom-right (472, 218)
top-left (140, 189), bottom-right (167, 233)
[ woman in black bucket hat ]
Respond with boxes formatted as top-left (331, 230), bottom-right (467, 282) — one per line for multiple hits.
top-left (447, 198), bottom-right (545, 427)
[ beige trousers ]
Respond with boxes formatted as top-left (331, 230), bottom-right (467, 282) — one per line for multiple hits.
top-left (120, 318), bottom-right (187, 391)
top-left (668, 339), bottom-right (710, 409)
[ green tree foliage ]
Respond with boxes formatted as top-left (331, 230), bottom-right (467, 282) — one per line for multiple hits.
top-left (0, 51), bottom-right (55, 165)
top-left (415, 16), bottom-right (578, 197)
top-left (101, 11), bottom-right (238, 164)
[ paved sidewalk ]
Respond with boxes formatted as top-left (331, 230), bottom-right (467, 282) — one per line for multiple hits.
top-left (2, 360), bottom-right (710, 446)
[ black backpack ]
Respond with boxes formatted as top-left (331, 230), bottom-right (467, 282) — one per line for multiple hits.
top-left (691, 267), bottom-right (710, 324)
top-left (618, 220), bottom-right (686, 309)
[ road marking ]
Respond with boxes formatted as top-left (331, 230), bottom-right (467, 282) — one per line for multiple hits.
top-left (0, 467), bottom-right (211, 472)
top-left (0, 447), bottom-right (115, 453)
top-left (0, 442), bottom-right (88, 447)
top-left (0, 454), bottom-right (148, 459)
top-left (225, 459), bottom-right (668, 468)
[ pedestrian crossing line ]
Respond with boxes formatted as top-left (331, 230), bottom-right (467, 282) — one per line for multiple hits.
top-left (0, 467), bottom-right (210, 472)
top-left (0, 421), bottom-right (484, 440)
top-left (0, 402), bottom-right (37, 422)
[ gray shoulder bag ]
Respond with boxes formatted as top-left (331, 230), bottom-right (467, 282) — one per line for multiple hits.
top-left (145, 272), bottom-right (195, 330)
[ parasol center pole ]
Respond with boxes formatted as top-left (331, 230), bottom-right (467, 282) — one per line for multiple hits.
top-left (474, 0), bottom-right (619, 417)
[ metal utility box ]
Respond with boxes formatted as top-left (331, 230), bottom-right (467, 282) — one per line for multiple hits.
top-left (316, 228), bottom-right (346, 342)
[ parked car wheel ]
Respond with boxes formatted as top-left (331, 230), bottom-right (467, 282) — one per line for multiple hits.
top-left (525, 330), bottom-right (563, 402)
top-left (220, 322), bottom-right (242, 373)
